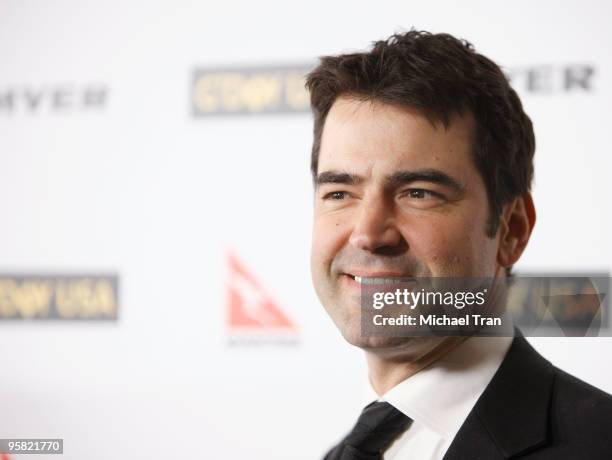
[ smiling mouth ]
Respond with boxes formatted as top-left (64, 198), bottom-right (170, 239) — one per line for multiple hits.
top-left (348, 274), bottom-right (413, 285)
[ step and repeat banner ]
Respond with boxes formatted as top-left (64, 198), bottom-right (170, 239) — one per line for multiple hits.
top-left (1, 0), bottom-right (611, 458)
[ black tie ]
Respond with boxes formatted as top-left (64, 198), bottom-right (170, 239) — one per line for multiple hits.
top-left (324, 401), bottom-right (413, 460)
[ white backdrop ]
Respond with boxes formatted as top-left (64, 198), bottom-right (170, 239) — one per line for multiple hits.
top-left (0, 0), bottom-right (611, 459)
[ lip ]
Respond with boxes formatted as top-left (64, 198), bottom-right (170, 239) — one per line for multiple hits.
top-left (340, 272), bottom-right (415, 296)
top-left (340, 270), bottom-right (415, 290)
top-left (344, 270), bottom-right (410, 278)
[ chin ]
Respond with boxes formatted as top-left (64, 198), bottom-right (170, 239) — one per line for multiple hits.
top-left (340, 326), bottom-right (417, 351)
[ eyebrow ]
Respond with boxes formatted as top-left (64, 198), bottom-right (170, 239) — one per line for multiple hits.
top-left (386, 169), bottom-right (464, 193)
top-left (316, 171), bottom-right (363, 186)
top-left (316, 168), bottom-right (464, 193)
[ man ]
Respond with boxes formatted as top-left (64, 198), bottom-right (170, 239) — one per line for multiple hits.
top-left (306, 30), bottom-right (612, 459)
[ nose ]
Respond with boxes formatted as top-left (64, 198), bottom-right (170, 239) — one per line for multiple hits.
top-left (349, 196), bottom-right (406, 254)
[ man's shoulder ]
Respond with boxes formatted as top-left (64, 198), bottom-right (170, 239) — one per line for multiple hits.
top-left (509, 336), bottom-right (612, 426)
top-left (505, 338), bottom-right (612, 458)
top-left (451, 336), bottom-right (612, 459)
top-left (550, 364), bottom-right (612, 429)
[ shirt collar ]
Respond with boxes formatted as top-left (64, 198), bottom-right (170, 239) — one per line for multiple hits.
top-left (365, 334), bottom-right (513, 441)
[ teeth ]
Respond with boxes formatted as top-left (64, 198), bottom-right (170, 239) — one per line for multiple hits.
top-left (353, 276), bottom-right (406, 285)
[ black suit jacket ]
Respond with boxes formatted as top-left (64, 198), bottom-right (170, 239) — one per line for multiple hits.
top-left (443, 336), bottom-right (612, 459)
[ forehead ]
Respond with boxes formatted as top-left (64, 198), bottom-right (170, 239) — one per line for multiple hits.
top-left (318, 97), bottom-right (476, 178)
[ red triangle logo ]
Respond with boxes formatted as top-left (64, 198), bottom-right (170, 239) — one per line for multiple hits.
top-left (226, 252), bottom-right (296, 331)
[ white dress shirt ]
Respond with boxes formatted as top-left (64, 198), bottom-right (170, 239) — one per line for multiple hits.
top-left (363, 335), bottom-right (513, 460)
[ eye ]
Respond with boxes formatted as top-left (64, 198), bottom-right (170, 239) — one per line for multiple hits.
top-left (323, 191), bottom-right (348, 200)
top-left (399, 188), bottom-right (446, 209)
top-left (406, 189), bottom-right (436, 199)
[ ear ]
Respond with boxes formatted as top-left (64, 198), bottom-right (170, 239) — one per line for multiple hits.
top-left (496, 193), bottom-right (536, 269)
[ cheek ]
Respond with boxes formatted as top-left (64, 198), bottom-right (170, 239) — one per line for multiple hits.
top-left (401, 209), bottom-right (494, 275)
top-left (406, 223), bottom-right (460, 268)
top-left (310, 213), bottom-right (350, 274)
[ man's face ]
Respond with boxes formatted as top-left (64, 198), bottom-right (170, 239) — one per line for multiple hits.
top-left (310, 97), bottom-right (502, 349)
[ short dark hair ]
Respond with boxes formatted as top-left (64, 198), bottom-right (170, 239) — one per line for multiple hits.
top-left (306, 30), bottom-right (535, 238)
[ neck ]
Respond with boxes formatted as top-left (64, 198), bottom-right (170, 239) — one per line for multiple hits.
top-left (365, 336), bottom-right (468, 396)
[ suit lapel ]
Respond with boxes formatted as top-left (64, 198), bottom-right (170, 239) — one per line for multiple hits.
top-left (443, 336), bottom-right (555, 459)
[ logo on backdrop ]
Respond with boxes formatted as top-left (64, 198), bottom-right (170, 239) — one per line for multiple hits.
top-left (0, 274), bottom-right (119, 320)
top-left (191, 65), bottom-right (312, 116)
top-left (0, 85), bottom-right (109, 114)
top-left (505, 65), bottom-right (595, 93)
top-left (189, 63), bottom-right (595, 117)
top-left (225, 252), bottom-right (298, 345)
